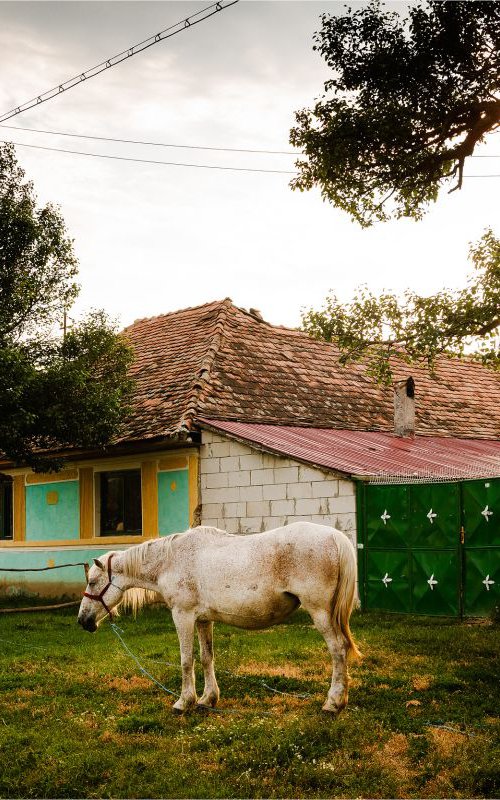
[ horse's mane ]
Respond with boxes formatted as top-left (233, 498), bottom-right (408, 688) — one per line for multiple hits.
top-left (119, 534), bottom-right (180, 615)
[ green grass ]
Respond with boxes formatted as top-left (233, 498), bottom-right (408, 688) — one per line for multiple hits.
top-left (0, 606), bottom-right (499, 798)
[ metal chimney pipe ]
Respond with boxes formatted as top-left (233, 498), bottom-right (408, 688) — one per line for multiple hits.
top-left (394, 377), bottom-right (415, 437)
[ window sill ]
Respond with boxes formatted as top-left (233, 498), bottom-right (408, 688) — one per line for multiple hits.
top-left (0, 535), bottom-right (158, 548)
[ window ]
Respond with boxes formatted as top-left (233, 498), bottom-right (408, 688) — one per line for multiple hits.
top-left (99, 470), bottom-right (142, 536)
top-left (0, 478), bottom-right (13, 540)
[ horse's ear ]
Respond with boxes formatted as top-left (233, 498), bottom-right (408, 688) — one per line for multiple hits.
top-left (93, 558), bottom-right (105, 571)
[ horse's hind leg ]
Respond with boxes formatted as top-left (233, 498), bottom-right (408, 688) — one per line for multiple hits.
top-left (171, 608), bottom-right (197, 713)
top-left (306, 606), bottom-right (349, 715)
top-left (196, 620), bottom-right (220, 707)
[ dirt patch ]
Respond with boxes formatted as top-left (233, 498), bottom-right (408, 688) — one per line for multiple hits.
top-left (384, 733), bottom-right (409, 757)
top-left (367, 733), bottom-right (415, 787)
top-left (427, 726), bottom-right (466, 758)
top-left (420, 770), bottom-right (454, 797)
top-left (11, 701), bottom-right (29, 710)
top-left (106, 676), bottom-right (152, 692)
top-left (412, 674), bottom-right (432, 691)
top-left (13, 688), bottom-right (36, 699)
top-left (237, 661), bottom-right (305, 679)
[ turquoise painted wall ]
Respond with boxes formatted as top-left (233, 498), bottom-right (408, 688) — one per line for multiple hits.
top-left (0, 545), bottom-right (133, 598)
top-left (26, 481), bottom-right (80, 542)
top-left (0, 548), bottom-right (108, 584)
top-left (158, 469), bottom-right (189, 536)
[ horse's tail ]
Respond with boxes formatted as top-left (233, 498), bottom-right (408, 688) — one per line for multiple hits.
top-left (331, 531), bottom-right (361, 660)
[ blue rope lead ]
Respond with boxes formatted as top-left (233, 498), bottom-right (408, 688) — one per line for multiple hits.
top-left (109, 623), bottom-right (311, 703)
top-left (109, 623), bottom-right (177, 696)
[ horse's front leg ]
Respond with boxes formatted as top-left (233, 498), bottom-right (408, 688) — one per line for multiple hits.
top-left (171, 608), bottom-right (197, 713)
top-left (196, 620), bottom-right (220, 708)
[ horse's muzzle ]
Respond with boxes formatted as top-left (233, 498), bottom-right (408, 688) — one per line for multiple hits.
top-left (78, 614), bottom-right (97, 633)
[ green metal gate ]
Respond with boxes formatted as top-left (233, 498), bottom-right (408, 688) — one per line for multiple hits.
top-left (358, 478), bottom-right (499, 617)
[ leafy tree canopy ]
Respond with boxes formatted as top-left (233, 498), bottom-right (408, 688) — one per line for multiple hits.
top-left (0, 143), bottom-right (133, 470)
top-left (301, 229), bottom-right (500, 383)
top-left (290, 1), bottom-right (500, 226)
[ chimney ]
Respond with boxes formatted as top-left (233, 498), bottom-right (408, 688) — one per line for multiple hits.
top-left (393, 377), bottom-right (415, 437)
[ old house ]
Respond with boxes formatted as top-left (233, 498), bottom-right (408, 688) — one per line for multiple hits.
top-left (1, 299), bottom-right (499, 616)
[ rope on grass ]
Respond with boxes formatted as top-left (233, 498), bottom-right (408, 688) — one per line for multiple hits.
top-left (144, 653), bottom-right (311, 699)
top-left (109, 621), bottom-right (311, 710)
top-left (423, 722), bottom-right (476, 738)
top-left (0, 600), bottom-right (80, 614)
top-left (109, 623), bottom-right (177, 696)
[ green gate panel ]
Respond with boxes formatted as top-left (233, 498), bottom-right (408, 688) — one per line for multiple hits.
top-left (365, 550), bottom-right (411, 612)
top-left (410, 483), bottom-right (460, 548)
top-left (412, 550), bottom-right (460, 616)
top-left (463, 549), bottom-right (500, 617)
top-left (365, 485), bottom-right (410, 549)
top-left (462, 479), bottom-right (500, 548)
top-left (362, 479), bottom-right (499, 618)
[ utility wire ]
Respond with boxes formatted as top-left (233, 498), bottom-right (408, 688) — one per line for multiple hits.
top-left (0, 0), bottom-right (239, 124)
top-left (0, 139), bottom-right (297, 174)
top-left (2, 139), bottom-right (499, 177)
top-left (2, 123), bottom-right (499, 158)
top-left (0, 123), bottom-right (297, 155)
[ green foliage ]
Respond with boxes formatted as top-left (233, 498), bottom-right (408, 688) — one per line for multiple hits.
top-left (302, 229), bottom-right (500, 383)
top-left (0, 607), bottom-right (499, 798)
top-left (0, 143), bottom-right (133, 469)
top-left (290, 1), bottom-right (500, 226)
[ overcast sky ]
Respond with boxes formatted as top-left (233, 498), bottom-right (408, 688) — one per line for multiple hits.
top-left (0, 0), bottom-right (499, 330)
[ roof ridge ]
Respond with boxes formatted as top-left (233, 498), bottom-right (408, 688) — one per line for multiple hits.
top-left (123, 298), bottom-right (231, 331)
top-left (177, 297), bottom-right (233, 432)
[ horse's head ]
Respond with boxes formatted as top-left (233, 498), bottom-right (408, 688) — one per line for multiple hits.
top-left (78, 552), bottom-right (125, 632)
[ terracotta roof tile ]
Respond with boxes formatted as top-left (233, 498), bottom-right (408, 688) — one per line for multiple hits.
top-left (118, 299), bottom-right (500, 442)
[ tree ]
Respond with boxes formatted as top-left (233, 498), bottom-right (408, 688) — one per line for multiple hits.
top-left (301, 229), bottom-right (500, 383)
top-left (0, 143), bottom-right (133, 470)
top-left (290, 1), bottom-right (500, 226)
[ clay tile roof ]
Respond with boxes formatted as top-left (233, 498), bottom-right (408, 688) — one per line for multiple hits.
top-left (118, 299), bottom-right (500, 443)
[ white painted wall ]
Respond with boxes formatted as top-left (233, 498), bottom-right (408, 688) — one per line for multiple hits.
top-left (200, 431), bottom-right (357, 546)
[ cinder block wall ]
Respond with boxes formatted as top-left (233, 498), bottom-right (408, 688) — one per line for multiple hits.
top-left (199, 431), bottom-right (356, 545)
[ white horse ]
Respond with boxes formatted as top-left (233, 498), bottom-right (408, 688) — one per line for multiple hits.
top-left (78, 522), bottom-right (360, 714)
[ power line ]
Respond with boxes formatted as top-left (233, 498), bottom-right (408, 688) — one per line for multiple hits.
top-left (2, 139), bottom-right (499, 177)
top-left (0, 0), bottom-right (239, 124)
top-left (1, 123), bottom-right (499, 158)
top-left (0, 123), bottom-right (297, 155)
top-left (1, 139), bottom-right (297, 174)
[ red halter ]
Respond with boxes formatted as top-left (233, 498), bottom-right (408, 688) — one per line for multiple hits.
top-left (83, 553), bottom-right (121, 618)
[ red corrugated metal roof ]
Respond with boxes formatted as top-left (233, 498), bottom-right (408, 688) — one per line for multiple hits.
top-left (198, 418), bottom-right (500, 481)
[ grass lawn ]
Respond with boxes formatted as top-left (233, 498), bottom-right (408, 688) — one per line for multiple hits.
top-left (0, 605), bottom-right (498, 799)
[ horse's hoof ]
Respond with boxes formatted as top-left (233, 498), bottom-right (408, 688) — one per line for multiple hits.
top-left (172, 697), bottom-right (197, 714)
top-left (322, 701), bottom-right (345, 715)
top-left (197, 695), bottom-right (219, 709)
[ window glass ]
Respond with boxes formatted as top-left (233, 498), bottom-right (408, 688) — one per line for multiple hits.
top-left (0, 479), bottom-right (13, 540)
top-left (100, 470), bottom-right (141, 536)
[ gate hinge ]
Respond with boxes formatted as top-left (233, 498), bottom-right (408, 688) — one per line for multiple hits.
top-left (357, 543), bottom-right (364, 550)
top-left (460, 526), bottom-right (465, 544)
